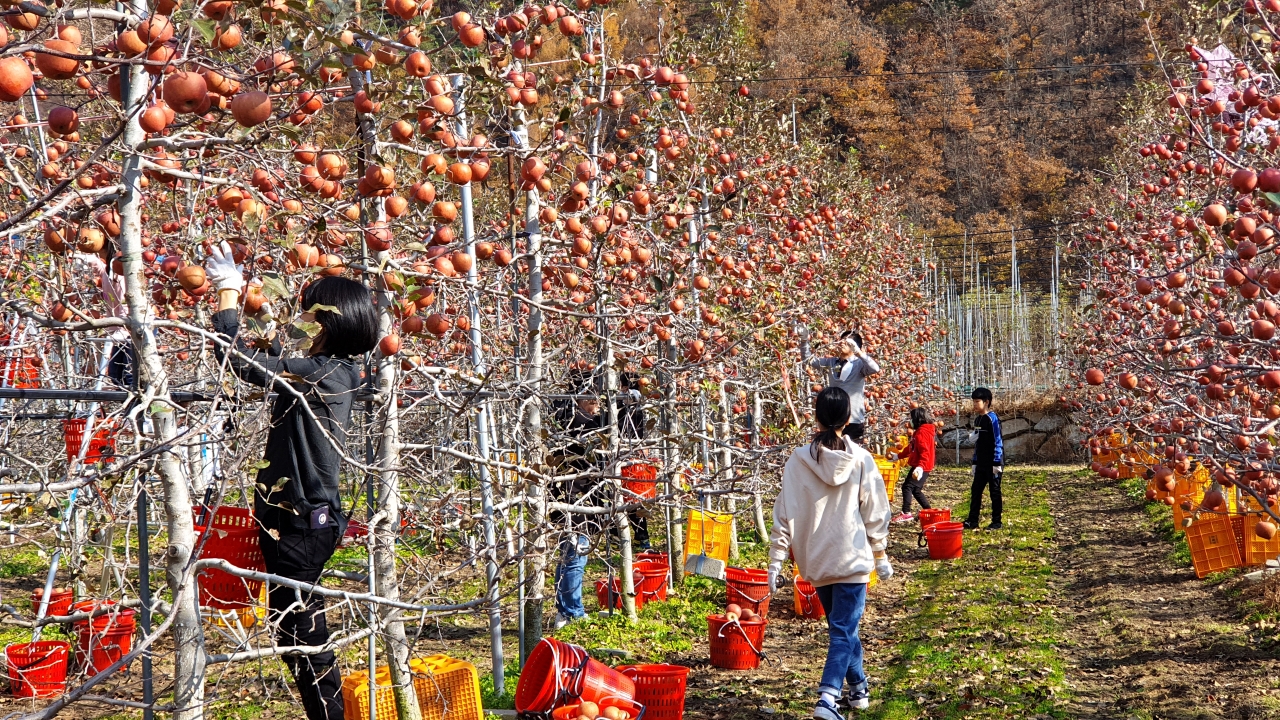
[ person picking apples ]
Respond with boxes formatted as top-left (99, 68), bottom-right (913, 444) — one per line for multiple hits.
top-left (768, 386), bottom-right (892, 716)
top-left (809, 330), bottom-right (880, 442)
top-left (207, 241), bottom-right (379, 720)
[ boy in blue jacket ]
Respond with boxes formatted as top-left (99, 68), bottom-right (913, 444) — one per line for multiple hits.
top-left (963, 387), bottom-right (1004, 530)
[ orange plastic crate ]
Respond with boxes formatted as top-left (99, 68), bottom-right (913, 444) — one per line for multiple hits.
top-left (1171, 477), bottom-right (1208, 532)
top-left (414, 655), bottom-right (483, 720)
top-left (1186, 513), bottom-right (1242, 578)
top-left (1245, 526), bottom-right (1280, 566)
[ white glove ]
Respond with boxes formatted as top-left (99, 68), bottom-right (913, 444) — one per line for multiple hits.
top-left (887, 451), bottom-right (897, 461)
top-left (72, 252), bottom-right (105, 274)
top-left (875, 556), bottom-right (893, 581)
top-left (911, 466), bottom-right (923, 481)
top-left (205, 241), bottom-right (245, 294)
top-left (767, 561), bottom-right (781, 594)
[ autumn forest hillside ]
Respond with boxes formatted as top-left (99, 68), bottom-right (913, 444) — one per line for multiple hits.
top-left (654, 0), bottom-right (1195, 288)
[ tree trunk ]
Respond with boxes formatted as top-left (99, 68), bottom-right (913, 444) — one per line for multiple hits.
top-left (117, 54), bottom-right (205, 720)
top-left (517, 116), bottom-right (548, 662)
top-left (351, 64), bottom-right (420, 720)
top-left (719, 382), bottom-right (738, 559)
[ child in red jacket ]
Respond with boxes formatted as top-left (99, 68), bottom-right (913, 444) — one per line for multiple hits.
top-left (893, 407), bottom-right (935, 523)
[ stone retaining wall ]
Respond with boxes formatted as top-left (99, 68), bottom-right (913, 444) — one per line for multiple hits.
top-left (933, 409), bottom-right (1085, 464)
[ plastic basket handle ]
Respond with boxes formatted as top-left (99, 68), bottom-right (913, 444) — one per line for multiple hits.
top-left (917, 530), bottom-right (929, 548)
top-left (797, 588), bottom-right (819, 615)
top-left (715, 618), bottom-right (767, 659)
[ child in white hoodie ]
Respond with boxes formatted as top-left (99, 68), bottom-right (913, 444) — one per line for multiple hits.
top-left (768, 386), bottom-right (892, 716)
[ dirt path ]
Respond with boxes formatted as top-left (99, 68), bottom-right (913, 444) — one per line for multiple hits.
top-left (1048, 469), bottom-right (1280, 720)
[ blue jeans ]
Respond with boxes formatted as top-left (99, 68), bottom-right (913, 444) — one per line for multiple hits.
top-left (815, 582), bottom-right (868, 696)
top-left (555, 534), bottom-right (589, 619)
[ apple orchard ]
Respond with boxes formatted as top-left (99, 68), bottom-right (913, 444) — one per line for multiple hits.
top-left (0, 0), bottom-right (950, 715)
top-left (1069, 0), bottom-right (1280, 543)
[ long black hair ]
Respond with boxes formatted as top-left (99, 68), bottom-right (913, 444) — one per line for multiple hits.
top-left (910, 406), bottom-right (934, 429)
top-left (300, 277), bottom-right (378, 358)
top-left (810, 386), bottom-right (851, 460)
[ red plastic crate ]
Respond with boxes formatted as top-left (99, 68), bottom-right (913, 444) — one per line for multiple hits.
top-left (0, 356), bottom-right (39, 389)
top-left (6, 641), bottom-right (68, 698)
top-left (515, 639), bottom-right (635, 713)
top-left (32, 587), bottom-right (73, 617)
top-left (596, 577), bottom-right (645, 611)
top-left (725, 567), bottom-right (771, 617)
top-left (792, 576), bottom-right (824, 620)
top-left (634, 560), bottom-right (668, 603)
top-left (62, 418), bottom-right (116, 464)
top-left (621, 463), bottom-right (659, 500)
top-left (707, 615), bottom-right (766, 670)
top-left (193, 506), bottom-right (266, 609)
top-left (619, 664), bottom-right (688, 720)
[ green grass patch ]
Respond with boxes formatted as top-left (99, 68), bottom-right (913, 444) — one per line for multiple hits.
top-left (1119, 477), bottom-right (1191, 567)
top-left (867, 469), bottom-right (1070, 718)
top-left (0, 548), bottom-right (48, 579)
top-left (550, 574), bottom-right (726, 663)
top-left (480, 661), bottom-right (520, 709)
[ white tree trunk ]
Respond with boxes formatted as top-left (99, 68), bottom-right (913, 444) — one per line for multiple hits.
top-left (349, 60), bottom-right (421, 718)
top-left (116, 56), bottom-right (205, 720)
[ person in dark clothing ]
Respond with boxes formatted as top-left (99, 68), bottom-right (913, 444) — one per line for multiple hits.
top-left (550, 375), bottom-right (605, 628)
top-left (963, 387), bottom-right (1004, 531)
top-left (892, 407), bottom-right (935, 522)
top-left (207, 242), bottom-right (378, 720)
top-left (618, 372), bottom-right (651, 551)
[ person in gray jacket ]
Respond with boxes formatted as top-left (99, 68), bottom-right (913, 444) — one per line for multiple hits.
top-left (810, 331), bottom-right (881, 441)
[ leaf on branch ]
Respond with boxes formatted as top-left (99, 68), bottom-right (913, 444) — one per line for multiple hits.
top-left (286, 320), bottom-right (322, 340)
top-left (192, 18), bottom-right (217, 44)
top-left (260, 273), bottom-right (291, 301)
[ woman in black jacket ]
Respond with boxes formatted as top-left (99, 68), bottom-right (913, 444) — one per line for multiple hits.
top-left (207, 242), bottom-right (378, 720)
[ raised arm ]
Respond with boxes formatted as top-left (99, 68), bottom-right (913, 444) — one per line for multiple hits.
top-left (207, 242), bottom-right (314, 390)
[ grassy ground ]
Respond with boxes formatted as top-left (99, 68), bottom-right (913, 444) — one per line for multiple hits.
top-left (866, 467), bottom-right (1070, 719)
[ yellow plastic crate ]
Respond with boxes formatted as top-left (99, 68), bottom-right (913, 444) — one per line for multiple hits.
top-left (1186, 513), bottom-right (1242, 578)
top-left (343, 667), bottom-right (396, 720)
top-left (343, 656), bottom-right (482, 720)
top-left (413, 655), bottom-right (483, 720)
top-left (874, 457), bottom-right (899, 503)
top-left (683, 509), bottom-right (733, 570)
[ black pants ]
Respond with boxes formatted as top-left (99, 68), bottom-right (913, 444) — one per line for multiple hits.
top-left (901, 468), bottom-right (931, 513)
top-left (965, 466), bottom-right (1002, 526)
top-left (259, 523), bottom-right (344, 720)
top-left (107, 343), bottom-right (135, 390)
top-left (628, 510), bottom-right (650, 550)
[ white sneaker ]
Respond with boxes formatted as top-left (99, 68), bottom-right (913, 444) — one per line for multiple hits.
top-left (847, 685), bottom-right (870, 710)
top-left (812, 698), bottom-right (844, 720)
top-left (553, 612), bottom-right (570, 630)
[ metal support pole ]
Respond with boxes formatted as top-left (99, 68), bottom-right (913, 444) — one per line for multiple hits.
top-left (454, 73), bottom-right (504, 695)
top-left (138, 482), bottom-right (154, 720)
